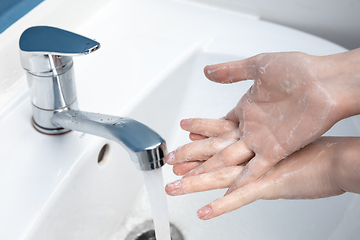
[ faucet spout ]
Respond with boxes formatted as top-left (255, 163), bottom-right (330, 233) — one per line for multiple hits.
top-left (52, 109), bottom-right (167, 171)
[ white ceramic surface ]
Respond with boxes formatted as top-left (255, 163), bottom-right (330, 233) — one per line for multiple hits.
top-left (116, 50), bottom-right (360, 240)
top-left (0, 0), bottom-right (358, 239)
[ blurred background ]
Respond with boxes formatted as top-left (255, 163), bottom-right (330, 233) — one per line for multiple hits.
top-left (1, 0), bottom-right (358, 50)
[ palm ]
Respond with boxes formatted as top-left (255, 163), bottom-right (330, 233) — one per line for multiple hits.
top-left (237, 60), bottom-right (334, 160)
top-left (204, 52), bottom-right (339, 188)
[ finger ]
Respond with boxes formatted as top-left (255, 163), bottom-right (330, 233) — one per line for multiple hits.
top-left (184, 140), bottom-right (254, 178)
top-left (219, 128), bottom-right (240, 140)
top-left (189, 133), bottom-right (208, 141)
top-left (225, 154), bottom-right (277, 195)
top-left (165, 166), bottom-right (244, 196)
top-left (181, 118), bottom-right (238, 137)
top-left (197, 180), bottom-right (267, 220)
top-left (172, 161), bottom-right (202, 176)
top-left (204, 54), bottom-right (264, 84)
top-left (188, 121), bottom-right (240, 141)
top-left (165, 137), bottom-right (237, 165)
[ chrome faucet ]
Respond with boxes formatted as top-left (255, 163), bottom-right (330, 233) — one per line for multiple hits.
top-left (19, 26), bottom-right (166, 171)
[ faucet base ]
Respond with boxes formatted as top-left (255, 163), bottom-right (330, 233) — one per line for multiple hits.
top-left (32, 117), bottom-right (71, 135)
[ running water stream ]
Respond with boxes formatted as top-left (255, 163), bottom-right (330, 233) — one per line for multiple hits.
top-left (143, 168), bottom-right (171, 240)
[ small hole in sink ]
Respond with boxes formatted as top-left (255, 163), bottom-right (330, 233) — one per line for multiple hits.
top-left (125, 220), bottom-right (184, 240)
top-left (98, 144), bottom-right (110, 166)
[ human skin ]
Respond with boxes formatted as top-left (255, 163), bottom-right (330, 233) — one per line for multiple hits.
top-left (166, 49), bottom-right (360, 196)
top-left (165, 118), bottom-right (360, 220)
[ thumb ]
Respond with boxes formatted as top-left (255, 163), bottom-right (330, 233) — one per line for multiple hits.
top-left (204, 54), bottom-right (263, 84)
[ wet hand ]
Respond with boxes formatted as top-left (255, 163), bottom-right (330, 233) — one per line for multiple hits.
top-left (166, 135), bottom-right (360, 220)
top-left (200, 52), bottom-right (356, 192)
top-left (166, 118), bottom-right (247, 176)
top-left (165, 49), bottom-right (360, 220)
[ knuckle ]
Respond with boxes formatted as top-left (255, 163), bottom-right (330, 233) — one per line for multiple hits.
top-left (175, 144), bottom-right (191, 161)
top-left (209, 137), bottom-right (230, 151)
top-left (209, 137), bottom-right (221, 149)
top-left (190, 118), bottom-right (200, 127)
top-left (219, 120), bottom-right (236, 132)
top-left (252, 53), bottom-right (268, 64)
top-left (190, 119), bottom-right (207, 134)
top-left (218, 148), bottom-right (232, 162)
top-left (247, 156), bottom-right (273, 176)
top-left (215, 168), bottom-right (230, 182)
top-left (175, 146), bottom-right (185, 158)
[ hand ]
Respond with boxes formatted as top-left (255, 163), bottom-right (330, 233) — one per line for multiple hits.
top-left (200, 51), bottom-right (360, 192)
top-left (166, 119), bottom-right (360, 220)
top-left (167, 118), bottom-right (245, 176)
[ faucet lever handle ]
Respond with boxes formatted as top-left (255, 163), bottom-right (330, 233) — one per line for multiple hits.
top-left (19, 26), bottom-right (100, 74)
top-left (20, 26), bottom-right (100, 56)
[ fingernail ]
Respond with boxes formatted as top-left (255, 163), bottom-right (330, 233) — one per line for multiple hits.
top-left (197, 205), bottom-right (212, 220)
top-left (180, 119), bottom-right (192, 128)
top-left (165, 180), bottom-right (181, 194)
top-left (204, 65), bottom-right (215, 81)
top-left (166, 151), bottom-right (176, 164)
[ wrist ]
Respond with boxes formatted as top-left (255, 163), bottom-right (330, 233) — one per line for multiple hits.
top-left (319, 49), bottom-right (360, 119)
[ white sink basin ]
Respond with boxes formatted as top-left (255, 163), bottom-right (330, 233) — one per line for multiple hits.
top-left (0, 0), bottom-right (359, 239)
top-left (115, 50), bottom-right (360, 240)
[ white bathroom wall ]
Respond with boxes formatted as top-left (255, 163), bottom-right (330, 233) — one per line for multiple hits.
top-left (0, 0), bottom-right (44, 34)
top-left (182, 0), bottom-right (360, 50)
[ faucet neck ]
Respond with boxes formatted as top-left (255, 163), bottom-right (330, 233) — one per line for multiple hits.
top-left (52, 110), bottom-right (167, 171)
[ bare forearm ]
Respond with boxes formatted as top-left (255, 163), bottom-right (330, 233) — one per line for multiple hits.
top-left (331, 137), bottom-right (360, 194)
top-left (318, 48), bottom-right (360, 119)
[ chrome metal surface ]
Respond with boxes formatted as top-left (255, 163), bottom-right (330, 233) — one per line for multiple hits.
top-left (52, 110), bottom-right (166, 171)
top-left (19, 26), bottom-right (98, 131)
top-left (19, 26), bottom-right (166, 170)
top-left (19, 26), bottom-right (100, 74)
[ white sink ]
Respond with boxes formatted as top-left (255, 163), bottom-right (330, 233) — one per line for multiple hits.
top-left (0, 0), bottom-right (359, 239)
top-left (115, 50), bottom-right (360, 240)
